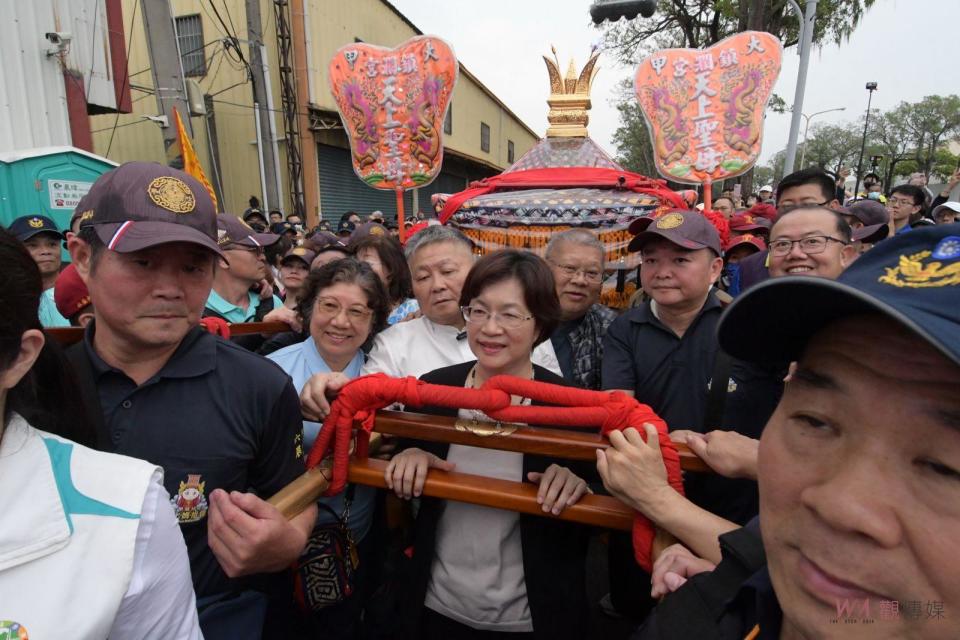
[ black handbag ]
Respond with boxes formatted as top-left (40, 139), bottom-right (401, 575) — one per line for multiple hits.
top-left (293, 486), bottom-right (359, 611)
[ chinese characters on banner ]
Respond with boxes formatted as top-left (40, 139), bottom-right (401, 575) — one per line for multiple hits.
top-left (634, 32), bottom-right (782, 189)
top-left (328, 36), bottom-right (458, 192)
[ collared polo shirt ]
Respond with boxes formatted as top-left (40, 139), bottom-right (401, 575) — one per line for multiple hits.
top-left (602, 295), bottom-right (725, 431)
top-left (268, 338), bottom-right (373, 541)
top-left (205, 290), bottom-right (283, 323)
top-left (602, 293), bottom-right (780, 524)
top-left (79, 324), bottom-right (305, 598)
top-left (39, 287), bottom-right (70, 327)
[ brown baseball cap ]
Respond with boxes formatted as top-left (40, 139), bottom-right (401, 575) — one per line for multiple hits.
top-left (281, 245), bottom-right (317, 267)
top-left (76, 161), bottom-right (222, 256)
top-left (846, 199), bottom-right (890, 227)
top-left (217, 213), bottom-right (279, 248)
top-left (305, 231), bottom-right (348, 255)
top-left (628, 210), bottom-right (722, 255)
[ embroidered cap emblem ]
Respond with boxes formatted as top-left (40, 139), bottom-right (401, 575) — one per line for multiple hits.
top-left (656, 213), bottom-right (684, 230)
top-left (147, 176), bottom-right (196, 214)
top-left (878, 244), bottom-right (960, 289)
top-left (28, 218), bottom-right (44, 229)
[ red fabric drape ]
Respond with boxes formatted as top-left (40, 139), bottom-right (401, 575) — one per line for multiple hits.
top-left (438, 167), bottom-right (688, 223)
top-left (306, 373), bottom-right (684, 571)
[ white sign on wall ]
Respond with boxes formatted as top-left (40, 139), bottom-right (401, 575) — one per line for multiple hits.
top-left (48, 179), bottom-right (93, 209)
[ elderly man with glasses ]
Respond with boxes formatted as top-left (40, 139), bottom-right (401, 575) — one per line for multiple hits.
top-left (544, 229), bottom-right (617, 391)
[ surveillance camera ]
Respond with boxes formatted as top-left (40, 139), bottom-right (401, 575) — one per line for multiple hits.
top-left (45, 31), bottom-right (72, 46)
top-left (865, 81), bottom-right (878, 91)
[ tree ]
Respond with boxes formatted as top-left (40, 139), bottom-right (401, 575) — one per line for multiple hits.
top-left (868, 108), bottom-right (914, 188)
top-left (896, 95), bottom-right (960, 177)
top-left (612, 96), bottom-right (658, 177)
top-left (800, 122), bottom-right (861, 173)
top-left (598, 0), bottom-right (878, 66)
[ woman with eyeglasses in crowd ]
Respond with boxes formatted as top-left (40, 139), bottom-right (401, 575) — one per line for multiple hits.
top-left (266, 258), bottom-right (391, 637)
top-left (384, 250), bottom-right (595, 640)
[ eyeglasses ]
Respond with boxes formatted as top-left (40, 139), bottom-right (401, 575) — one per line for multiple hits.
top-left (769, 235), bottom-right (848, 257)
top-left (461, 306), bottom-right (533, 330)
top-left (777, 199), bottom-right (830, 211)
top-left (224, 244), bottom-right (265, 256)
top-left (887, 197), bottom-right (917, 207)
top-left (549, 261), bottom-right (604, 283)
top-left (314, 297), bottom-right (373, 323)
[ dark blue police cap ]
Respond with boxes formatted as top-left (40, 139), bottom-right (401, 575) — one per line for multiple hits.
top-left (9, 215), bottom-right (63, 241)
top-left (719, 223), bottom-right (960, 368)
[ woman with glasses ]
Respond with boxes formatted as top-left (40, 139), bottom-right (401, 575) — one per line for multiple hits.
top-left (385, 250), bottom-right (594, 640)
top-left (267, 258), bottom-right (390, 638)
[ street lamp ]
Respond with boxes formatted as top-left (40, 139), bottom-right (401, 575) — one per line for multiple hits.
top-left (853, 82), bottom-right (879, 197)
top-left (798, 107), bottom-right (846, 168)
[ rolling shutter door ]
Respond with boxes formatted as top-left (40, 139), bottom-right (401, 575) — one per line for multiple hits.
top-left (317, 144), bottom-right (413, 223)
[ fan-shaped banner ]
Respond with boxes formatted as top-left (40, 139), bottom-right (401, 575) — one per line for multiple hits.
top-left (634, 31), bottom-right (782, 185)
top-left (328, 36), bottom-right (458, 192)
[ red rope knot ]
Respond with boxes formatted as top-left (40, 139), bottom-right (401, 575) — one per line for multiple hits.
top-left (303, 373), bottom-right (686, 572)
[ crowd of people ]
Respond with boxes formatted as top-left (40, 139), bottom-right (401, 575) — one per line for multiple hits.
top-left (2, 158), bottom-right (959, 639)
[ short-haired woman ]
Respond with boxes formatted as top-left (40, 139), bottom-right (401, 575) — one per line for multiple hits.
top-left (267, 258), bottom-right (390, 637)
top-left (351, 233), bottom-right (419, 324)
top-left (385, 250), bottom-right (594, 639)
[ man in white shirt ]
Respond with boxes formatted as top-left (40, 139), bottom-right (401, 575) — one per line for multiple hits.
top-left (300, 226), bottom-right (561, 419)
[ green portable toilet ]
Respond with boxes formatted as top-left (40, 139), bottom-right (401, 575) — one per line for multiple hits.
top-left (0, 146), bottom-right (117, 234)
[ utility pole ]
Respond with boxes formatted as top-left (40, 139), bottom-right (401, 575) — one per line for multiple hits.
top-left (140, 0), bottom-right (193, 168)
top-left (246, 0), bottom-right (283, 212)
top-left (782, 0), bottom-right (818, 176)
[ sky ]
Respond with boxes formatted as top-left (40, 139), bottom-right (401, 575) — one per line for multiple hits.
top-left (389, 0), bottom-right (958, 165)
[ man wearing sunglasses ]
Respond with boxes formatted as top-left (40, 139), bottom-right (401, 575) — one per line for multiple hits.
top-left (767, 207), bottom-right (858, 279)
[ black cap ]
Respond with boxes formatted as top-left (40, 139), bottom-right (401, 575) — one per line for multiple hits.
top-left (8, 215), bottom-right (63, 241)
top-left (719, 224), bottom-right (960, 367)
top-left (270, 221), bottom-right (296, 236)
top-left (337, 220), bottom-right (356, 236)
top-left (76, 161), bottom-right (222, 256)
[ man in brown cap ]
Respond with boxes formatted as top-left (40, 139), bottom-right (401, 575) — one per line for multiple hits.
top-left (205, 213), bottom-right (283, 323)
top-left (600, 210), bottom-right (780, 618)
top-left (66, 161), bottom-right (316, 637)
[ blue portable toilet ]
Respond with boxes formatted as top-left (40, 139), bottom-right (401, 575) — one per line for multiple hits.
top-left (0, 146), bottom-right (117, 235)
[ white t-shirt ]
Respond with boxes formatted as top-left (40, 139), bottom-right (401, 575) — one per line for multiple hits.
top-left (109, 480), bottom-right (203, 639)
top-left (362, 316), bottom-right (561, 379)
top-left (423, 408), bottom-right (532, 632)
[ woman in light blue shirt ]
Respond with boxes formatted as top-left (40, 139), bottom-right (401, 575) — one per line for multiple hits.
top-left (267, 258), bottom-right (389, 636)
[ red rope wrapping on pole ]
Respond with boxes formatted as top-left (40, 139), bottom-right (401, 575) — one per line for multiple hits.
top-left (305, 373), bottom-right (684, 572)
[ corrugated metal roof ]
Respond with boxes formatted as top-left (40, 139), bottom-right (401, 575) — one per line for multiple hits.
top-left (0, 145), bottom-right (118, 165)
top-left (0, 0), bottom-right (117, 153)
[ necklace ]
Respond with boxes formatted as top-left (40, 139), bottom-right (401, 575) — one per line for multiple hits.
top-left (464, 365), bottom-right (533, 425)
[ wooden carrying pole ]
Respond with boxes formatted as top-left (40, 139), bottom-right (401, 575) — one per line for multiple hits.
top-left (267, 410), bottom-right (710, 531)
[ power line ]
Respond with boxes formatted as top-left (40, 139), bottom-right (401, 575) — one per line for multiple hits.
top-left (106, 0), bottom-right (139, 156)
top-left (92, 118), bottom-right (149, 134)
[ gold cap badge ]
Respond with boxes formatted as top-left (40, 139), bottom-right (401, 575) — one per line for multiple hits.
top-left (28, 217), bottom-right (44, 228)
top-left (147, 177), bottom-right (196, 214)
top-left (656, 213), bottom-right (685, 230)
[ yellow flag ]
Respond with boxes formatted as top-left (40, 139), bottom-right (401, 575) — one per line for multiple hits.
top-left (173, 108), bottom-right (218, 211)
